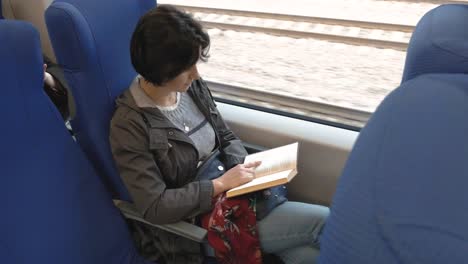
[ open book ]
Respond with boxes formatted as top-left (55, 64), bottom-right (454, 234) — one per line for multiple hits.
top-left (226, 142), bottom-right (298, 198)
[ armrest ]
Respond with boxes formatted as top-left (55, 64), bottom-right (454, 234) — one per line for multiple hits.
top-left (113, 200), bottom-right (207, 243)
top-left (242, 141), bottom-right (267, 154)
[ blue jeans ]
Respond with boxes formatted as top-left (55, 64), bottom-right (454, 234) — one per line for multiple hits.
top-left (257, 201), bottom-right (329, 264)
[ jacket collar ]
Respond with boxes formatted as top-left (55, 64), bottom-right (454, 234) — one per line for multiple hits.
top-left (115, 87), bottom-right (176, 129)
top-left (115, 77), bottom-right (211, 130)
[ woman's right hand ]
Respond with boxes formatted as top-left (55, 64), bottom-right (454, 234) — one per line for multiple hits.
top-left (212, 161), bottom-right (261, 197)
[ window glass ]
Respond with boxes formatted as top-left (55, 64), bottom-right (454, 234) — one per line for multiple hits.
top-left (160, 0), bottom-right (439, 126)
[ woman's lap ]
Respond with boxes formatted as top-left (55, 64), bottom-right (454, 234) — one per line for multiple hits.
top-left (257, 201), bottom-right (329, 254)
top-left (202, 201), bottom-right (329, 263)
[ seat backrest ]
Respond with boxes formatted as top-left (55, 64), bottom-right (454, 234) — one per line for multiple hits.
top-left (401, 4), bottom-right (468, 83)
top-left (2, 0), bottom-right (55, 61)
top-left (45, 0), bottom-right (156, 200)
top-left (319, 4), bottom-right (468, 264)
top-left (0, 20), bottom-right (149, 264)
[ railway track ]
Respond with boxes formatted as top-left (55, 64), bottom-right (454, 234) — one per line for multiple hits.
top-left (175, 5), bottom-right (415, 51)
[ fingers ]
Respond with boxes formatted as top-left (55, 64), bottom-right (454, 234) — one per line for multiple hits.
top-left (239, 172), bottom-right (255, 184)
top-left (223, 163), bottom-right (260, 188)
top-left (242, 167), bottom-right (255, 174)
top-left (244, 160), bottom-right (262, 168)
top-left (241, 167), bottom-right (256, 181)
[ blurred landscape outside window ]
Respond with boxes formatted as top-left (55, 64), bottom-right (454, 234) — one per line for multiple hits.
top-left (160, 0), bottom-right (441, 122)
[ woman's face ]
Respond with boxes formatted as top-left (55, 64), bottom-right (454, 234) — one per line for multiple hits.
top-left (164, 64), bottom-right (200, 92)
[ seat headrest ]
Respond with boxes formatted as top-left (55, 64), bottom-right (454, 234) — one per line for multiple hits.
top-left (402, 4), bottom-right (468, 83)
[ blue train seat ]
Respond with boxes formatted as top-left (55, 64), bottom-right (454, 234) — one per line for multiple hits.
top-left (2, 0), bottom-right (77, 120)
top-left (319, 4), bottom-right (468, 264)
top-left (45, 0), bottom-right (155, 200)
top-left (45, 0), bottom-right (208, 244)
top-left (0, 20), bottom-right (150, 264)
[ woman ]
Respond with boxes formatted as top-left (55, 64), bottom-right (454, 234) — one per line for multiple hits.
top-left (110, 5), bottom-right (328, 264)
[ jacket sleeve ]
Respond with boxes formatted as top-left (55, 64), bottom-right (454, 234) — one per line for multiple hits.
top-left (44, 56), bottom-right (76, 119)
top-left (216, 109), bottom-right (248, 169)
top-left (200, 79), bottom-right (248, 169)
top-left (110, 113), bottom-right (213, 225)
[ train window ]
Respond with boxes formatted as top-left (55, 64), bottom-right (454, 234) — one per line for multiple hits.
top-left (160, 0), bottom-right (441, 127)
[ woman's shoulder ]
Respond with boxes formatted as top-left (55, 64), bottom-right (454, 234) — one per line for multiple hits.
top-left (109, 107), bottom-right (149, 150)
top-left (109, 108), bottom-right (149, 152)
top-left (111, 99), bottom-right (147, 135)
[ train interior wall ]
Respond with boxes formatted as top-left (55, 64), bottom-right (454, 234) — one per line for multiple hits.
top-left (218, 102), bottom-right (358, 206)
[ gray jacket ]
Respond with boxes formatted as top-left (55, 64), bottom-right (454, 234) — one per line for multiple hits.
top-left (110, 79), bottom-right (248, 263)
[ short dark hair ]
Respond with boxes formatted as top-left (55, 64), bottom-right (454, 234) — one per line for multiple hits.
top-left (130, 5), bottom-right (210, 86)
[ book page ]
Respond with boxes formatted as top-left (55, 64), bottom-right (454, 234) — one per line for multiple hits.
top-left (244, 142), bottom-right (298, 178)
top-left (229, 170), bottom-right (294, 191)
top-left (226, 169), bottom-right (296, 198)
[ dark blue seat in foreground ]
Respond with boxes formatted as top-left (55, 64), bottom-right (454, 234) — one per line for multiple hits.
top-left (0, 20), bottom-right (150, 264)
top-left (319, 4), bottom-right (468, 264)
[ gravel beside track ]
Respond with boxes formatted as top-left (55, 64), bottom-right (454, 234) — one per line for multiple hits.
top-left (200, 29), bottom-right (405, 111)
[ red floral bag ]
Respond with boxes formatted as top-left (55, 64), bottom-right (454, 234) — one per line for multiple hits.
top-left (201, 193), bottom-right (262, 264)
